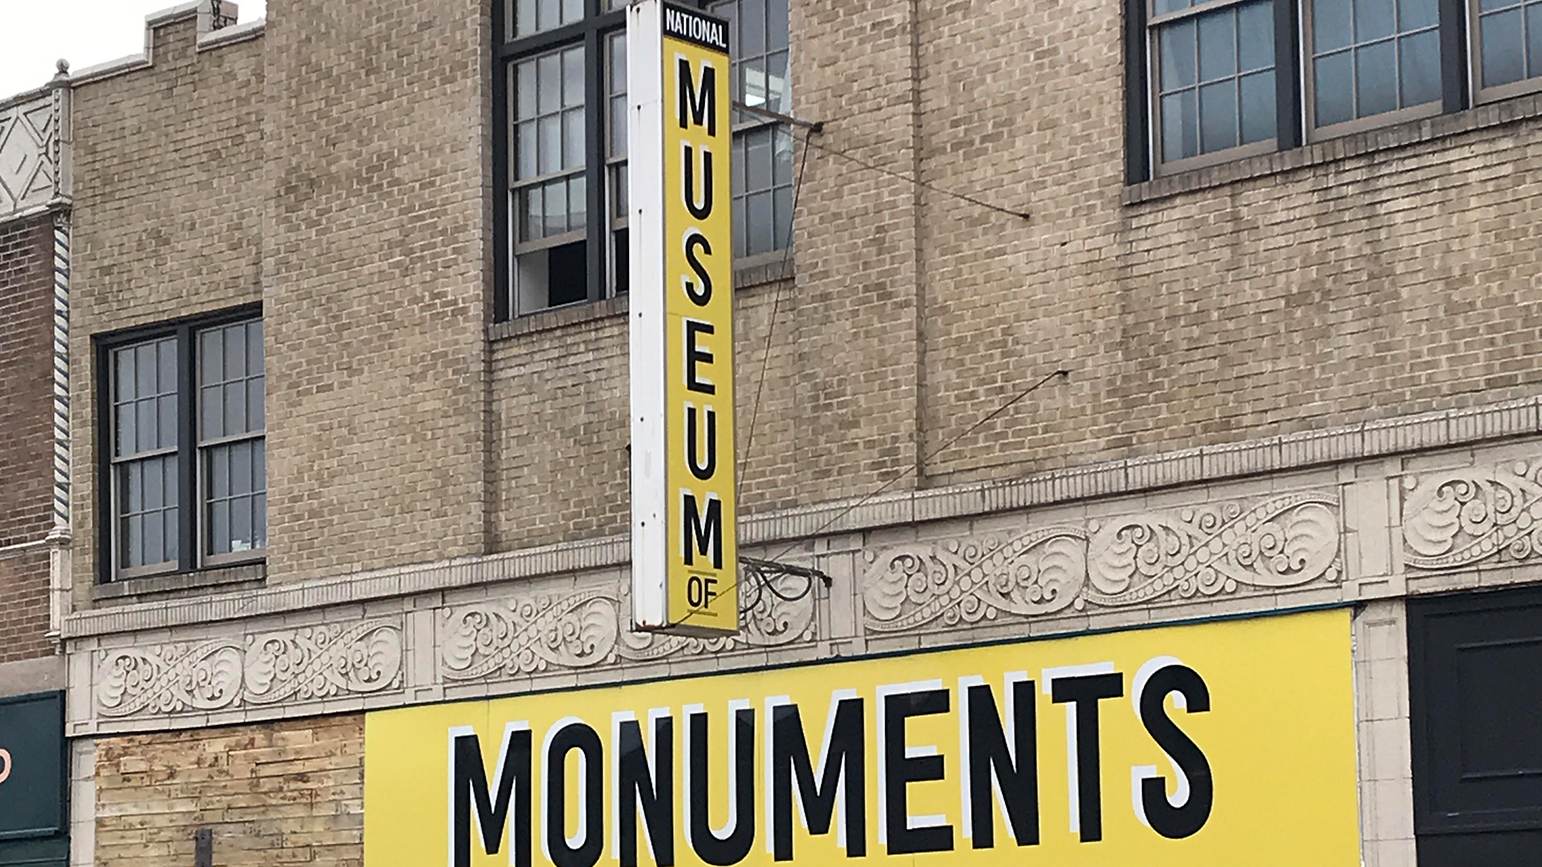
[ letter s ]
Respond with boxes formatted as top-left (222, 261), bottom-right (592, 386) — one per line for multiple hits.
top-left (1135, 664), bottom-right (1212, 839)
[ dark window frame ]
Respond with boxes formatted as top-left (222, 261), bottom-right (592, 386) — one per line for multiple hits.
top-left (492, 0), bottom-right (711, 321)
top-left (1124, 0), bottom-right (1475, 183)
top-left (93, 303), bottom-right (265, 583)
top-left (1468, 0), bottom-right (1542, 103)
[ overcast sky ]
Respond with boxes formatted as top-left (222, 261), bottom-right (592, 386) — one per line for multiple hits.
top-left (0, 0), bottom-right (267, 97)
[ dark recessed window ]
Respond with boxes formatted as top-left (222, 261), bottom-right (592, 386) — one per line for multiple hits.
top-left (103, 314), bottom-right (266, 580)
top-left (1124, 0), bottom-right (1494, 181)
top-left (493, 0), bottom-right (794, 320)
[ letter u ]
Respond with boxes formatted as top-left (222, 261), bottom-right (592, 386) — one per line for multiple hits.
top-left (687, 405), bottom-right (717, 481)
top-left (683, 144), bottom-right (714, 220)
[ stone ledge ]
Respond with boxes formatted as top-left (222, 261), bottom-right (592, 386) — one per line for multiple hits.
top-left (486, 255), bottom-right (794, 342)
top-left (89, 561), bottom-right (266, 605)
top-left (59, 393), bottom-right (1542, 639)
top-left (1124, 90), bottom-right (1542, 205)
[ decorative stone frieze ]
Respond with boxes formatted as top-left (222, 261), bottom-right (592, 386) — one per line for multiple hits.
top-left (440, 573), bottom-right (817, 682)
top-left (94, 619), bottom-right (403, 717)
top-left (862, 492), bottom-right (1341, 633)
top-left (1403, 459), bottom-right (1542, 571)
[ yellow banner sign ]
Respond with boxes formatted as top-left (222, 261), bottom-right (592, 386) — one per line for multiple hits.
top-left (630, 0), bottom-right (738, 635)
top-left (364, 609), bottom-right (1359, 866)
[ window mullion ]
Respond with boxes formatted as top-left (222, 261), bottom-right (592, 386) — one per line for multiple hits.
top-left (177, 324), bottom-right (197, 571)
top-left (585, 24), bottom-right (607, 303)
top-left (1274, 0), bottom-right (1303, 149)
top-left (1439, 0), bottom-right (1470, 112)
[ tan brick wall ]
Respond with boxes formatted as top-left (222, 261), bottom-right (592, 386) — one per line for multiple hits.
top-left (70, 0), bottom-right (1542, 578)
top-left (854, 0), bottom-right (1542, 486)
top-left (260, 0), bottom-right (491, 581)
top-left (490, 273), bottom-right (803, 549)
top-left (70, 14), bottom-right (266, 593)
top-left (94, 715), bottom-right (364, 867)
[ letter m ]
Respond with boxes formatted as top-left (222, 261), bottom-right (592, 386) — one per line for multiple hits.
top-left (677, 57), bottom-right (717, 135)
top-left (451, 724), bottom-right (531, 867)
top-left (682, 491), bottom-right (723, 569)
top-left (770, 696), bottom-right (867, 861)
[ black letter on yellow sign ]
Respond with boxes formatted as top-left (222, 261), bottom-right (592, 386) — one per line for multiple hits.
top-left (546, 721), bottom-right (604, 867)
top-left (684, 231), bottom-right (713, 305)
top-left (682, 144), bottom-right (714, 220)
top-left (453, 728), bottom-right (532, 867)
top-left (688, 707), bottom-right (756, 865)
top-left (685, 320), bottom-right (715, 395)
top-left (884, 688), bottom-right (954, 854)
top-left (683, 492), bottom-right (724, 569)
top-left (678, 58), bottom-right (717, 135)
top-left (619, 715), bottom-right (675, 867)
top-left (687, 405), bottom-right (716, 480)
top-left (771, 697), bottom-right (867, 861)
top-left (966, 680), bottom-right (1039, 848)
top-left (1138, 665), bottom-right (1213, 840)
top-left (1051, 673), bottom-right (1123, 843)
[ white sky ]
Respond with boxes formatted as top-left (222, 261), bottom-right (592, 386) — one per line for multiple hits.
top-left (0, 0), bottom-right (267, 97)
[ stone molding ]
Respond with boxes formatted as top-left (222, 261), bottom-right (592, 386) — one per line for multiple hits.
top-left (65, 429), bottom-right (1542, 735)
top-left (863, 491), bottom-right (1341, 634)
top-left (63, 394), bottom-right (1542, 639)
top-left (1402, 457), bottom-right (1542, 571)
top-left (93, 619), bottom-right (403, 718)
top-left (0, 80), bottom-right (68, 219)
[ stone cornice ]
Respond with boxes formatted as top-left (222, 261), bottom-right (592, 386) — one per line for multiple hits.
top-left (62, 395), bottom-right (1542, 639)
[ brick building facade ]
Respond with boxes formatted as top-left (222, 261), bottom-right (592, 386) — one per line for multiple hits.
top-left (0, 68), bottom-right (74, 867)
top-left (15, 0), bottom-right (1542, 864)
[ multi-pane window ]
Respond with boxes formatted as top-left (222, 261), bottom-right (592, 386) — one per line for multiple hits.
top-left (497, 0), bottom-right (627, 318)
top-left (711, 0), bottom-right (794, 258)
top-left (1129, 0), bottom-right (1542, 180)
top-left (512, 44), bottom-right (591, 313)
top-left (198, 321), bottom-right (267, 561)
top-left (1308, 0), bottom-right (1442, 132)
top-left (1151, 0), bottom-right (1277, 168)
top-left (104, 315), bottom-right (265, 580)
top-left (1472, 0), bottom-right (1542, 99)
top-left (494, 0), bottom-right (796, 318)
top-left (110, 338), bottom-right (180, 575)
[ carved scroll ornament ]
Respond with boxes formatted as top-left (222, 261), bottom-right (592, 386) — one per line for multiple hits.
top-left (440, 571), bottom-right (817, 682)
top-left (95, 620), bottom-right (403, 718)
top-left (864, 492), bottom-right (1341, 632)
top-left (1403, 460), bottom-right (1542, 570)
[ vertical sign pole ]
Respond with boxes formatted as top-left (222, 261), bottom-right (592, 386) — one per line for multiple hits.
top-left (630, 0), bottom-right (738, 636)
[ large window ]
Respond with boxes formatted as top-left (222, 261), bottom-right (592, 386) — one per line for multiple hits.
top-left (710, 0), bottom-right (794, 258)
top-left (1128, 0), bottom-right (1542, 180)
top-left (102, 313), bottom-right (266, 580)
top-left (494, 0), bottom-right (793, 319)
top-left (1471, 0), bottom-right (1542, 100)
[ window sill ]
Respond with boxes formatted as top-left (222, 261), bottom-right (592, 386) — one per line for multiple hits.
top-left (91, 561), bottom-right (266, 607)
top-left (1124, 90), bottom-right (1542, 206)
top-left (487, 253), bottom-right (796, 342)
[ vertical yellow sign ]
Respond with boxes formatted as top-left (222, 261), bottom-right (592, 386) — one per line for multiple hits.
top-left (630, 2), bottom-right (738, 635)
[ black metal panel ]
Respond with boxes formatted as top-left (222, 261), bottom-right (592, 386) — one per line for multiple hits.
top-left (1122, 0), bottom-right (1150, 185)
top-left (0, 692), bottom-right (66, 840)
top-left (1273, 0), bottom-right (1303, 150)
top-left (1438, 0), bottom-right (1469, 114)
top-left (1409, 586), bottom-right (1542, 865)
